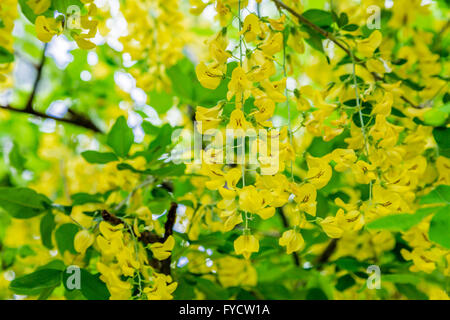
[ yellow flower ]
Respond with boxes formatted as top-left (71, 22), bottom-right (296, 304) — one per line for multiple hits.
top-left (245, 50), bottom-right (276, 82)
top-left (196, 62), bottom-right (225, 90)
top-left (27, 0), bottom-right (51, 15)
top-left (305, 155), bottom-right (332, 189)
top-left (144, 273), bottom-right (178, 300)
top-left (401, 248), bottom-right (440, 273)
top-left (329, 148), bottom-right (356, 172)
top-left (320, 216), bottom-right (343, 238)
top-left (287, 28), bottom-right (307, 54)
top-left (279, 229), bottom-right (304, 254)
top-left (35, 16), bottom-right (62, 43)
top-left (366, 58), bottom-right (386, 75)
top-left (234, 234), bottom-right (259, 259)
top-left (227, 66), bottom-right (252, 101)
top-left (226, 109), bottom-right (252, 133)
top-left (320, 209), bottom-right (363, 238)
top-left (74, 229), bottom-right (94, 254)
top-left (239, 185), bottom-right (275, 219)
top-left (372, 91), bottom-right (393, 115)
top-left (190, 0), bottom-right (209, 15)
top-left (208, 31), bottom-right (231, 64)
top-left (292, 183), bottom-right (317, 217)
top-left (260, 78), bottom-right (286, 102)
top-left (195, 102), bottom-right (224, 133)
top-left (150, 235), bottom-right (175, 260)
top-left (268, 15), bottom-right (286, 31)
top-left (352, 160), bottom-right (376, 184)
top-left (253, 97), bottom-right (275, 124)
top-left (74, 35), bottom-right (96, 50)
top-left (239, 14), bottom-right (262, 42)
top-left (356, 30), bottom-right (382, 58)
top-left (260, 32), bottom-right (283, 56)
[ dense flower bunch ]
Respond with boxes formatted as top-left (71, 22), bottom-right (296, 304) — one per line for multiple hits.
top-left (31, 0), bottom-right (99, 49)
top-left (0, 0), bottom-right (448, 301)
top-left (187, 0), bottom-right (449, 298)
top-left (0, 0), bottom-right (17, 89)
top-left (122, 0), bottom-right (187, 92)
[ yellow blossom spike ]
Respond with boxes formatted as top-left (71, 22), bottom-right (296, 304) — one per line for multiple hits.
top-left (74, 229), bottom-right (95, 254)
top-left (234, 234), bottom-right (259, 260)
top-left (279, 229), bottom-right (304, 254)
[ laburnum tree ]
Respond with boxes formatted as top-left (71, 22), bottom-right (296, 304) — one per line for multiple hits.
top-left (0, 0), bottom-right (448, 300)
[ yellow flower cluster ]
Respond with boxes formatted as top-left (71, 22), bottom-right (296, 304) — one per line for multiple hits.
top-left (33, 0), bottom-right (98, 49)
top-left (122, 0), bottom-right (187, 92)
top-left (0, 0), bottom-right (17, 89)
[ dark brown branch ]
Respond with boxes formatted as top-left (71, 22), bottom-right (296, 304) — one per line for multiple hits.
top-left (277, 207), bottom-right (300, 267)
top-left (271, 0), bottom-right (421, 109)
top-left (161, 202), bottom-right (178, 275)
top-left (25, 44), bottom-right (47, 112)
top-left (163, 202), bottom-right (178, 240)
top-left (1, 105), bottom-right (103, 133)
top-left (316, 238), bottom-right (338, 267)
top-left (2, 46), bottom-right (103, 133)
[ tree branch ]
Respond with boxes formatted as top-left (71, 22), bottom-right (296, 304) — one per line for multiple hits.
top-left (316, 238), bottom-right (338, 268)
top-left (161, 202), bottom-right (178, 275)
top-left (1, 105), bottom-right (103, 133)
top-left (271, 0), bottom-right (421, 109)
top-left (25, 44), bottom-right (47, 112)
top-left (1, 46), bottom-right (103, 133)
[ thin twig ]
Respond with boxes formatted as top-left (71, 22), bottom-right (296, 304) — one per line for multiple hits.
top-left (25, 44), bottom-right (47, 112)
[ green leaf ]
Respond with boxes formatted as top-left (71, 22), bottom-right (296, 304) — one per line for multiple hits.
top-left (336, 274), bottom-right (356, 291)
top-left (195, 277), bottom-right (229, 300)
top-left (9, 142), bottom-right (26, 171)
top-left (81, 151), bottom-right (118, 164)
top-left (40, 211), bottom-right (56, 249)
top-left (0, 187), bottom-right (51, 219)
top-left (71, 192), bottom-right (103, 206)
top-left (10, 269), bottom-right (62, 295)
top-left (423, 109), bottom-right (448, 126)
top-left (141, 121), bottom-right (160, 136)
top-left (79, 269), bottom-right (110, 300)
top-left (55, 223), bottom-right (80, 255)
top-left (149, 90), bottom-right (174, 114)
top-left (419, 185), bottom-right (450, 205)
top-left (335, 257), bottom-right (369, 272)
top-left (302, 27), bottom-right (325, 53)
top-left (382, 274), bottom-right (421, 285)
top-left (433, 127), bottom-right (450, 157)
top-left (51, 0), bottom-right (84, 14)
top-left (107, 116), bottom-right (134, 158)
top-left (305, 288), bottom-right (328, 300)
top-left (366, 207), bottom-right (438, 232)
top-left (429, 205), bottom-right (450, 249)
top-left (0, 46), bottom-right (14, 64)
top-left (338, 13), bottom-right (349, 28)
top-left (63, 268), bottom-right (110, 300)
top-left (302, 9), bottom-right (333, 27)
top-left (149, 163), bottom-right (186, 177)
top-left (395, 284), bottom-right (428, 300)
top-left (18, 0), bottom-right (52, 23)
top-left (352, 105), bottom-right (374, 128)
top-left (342, 24), bottom-right (358, 31)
